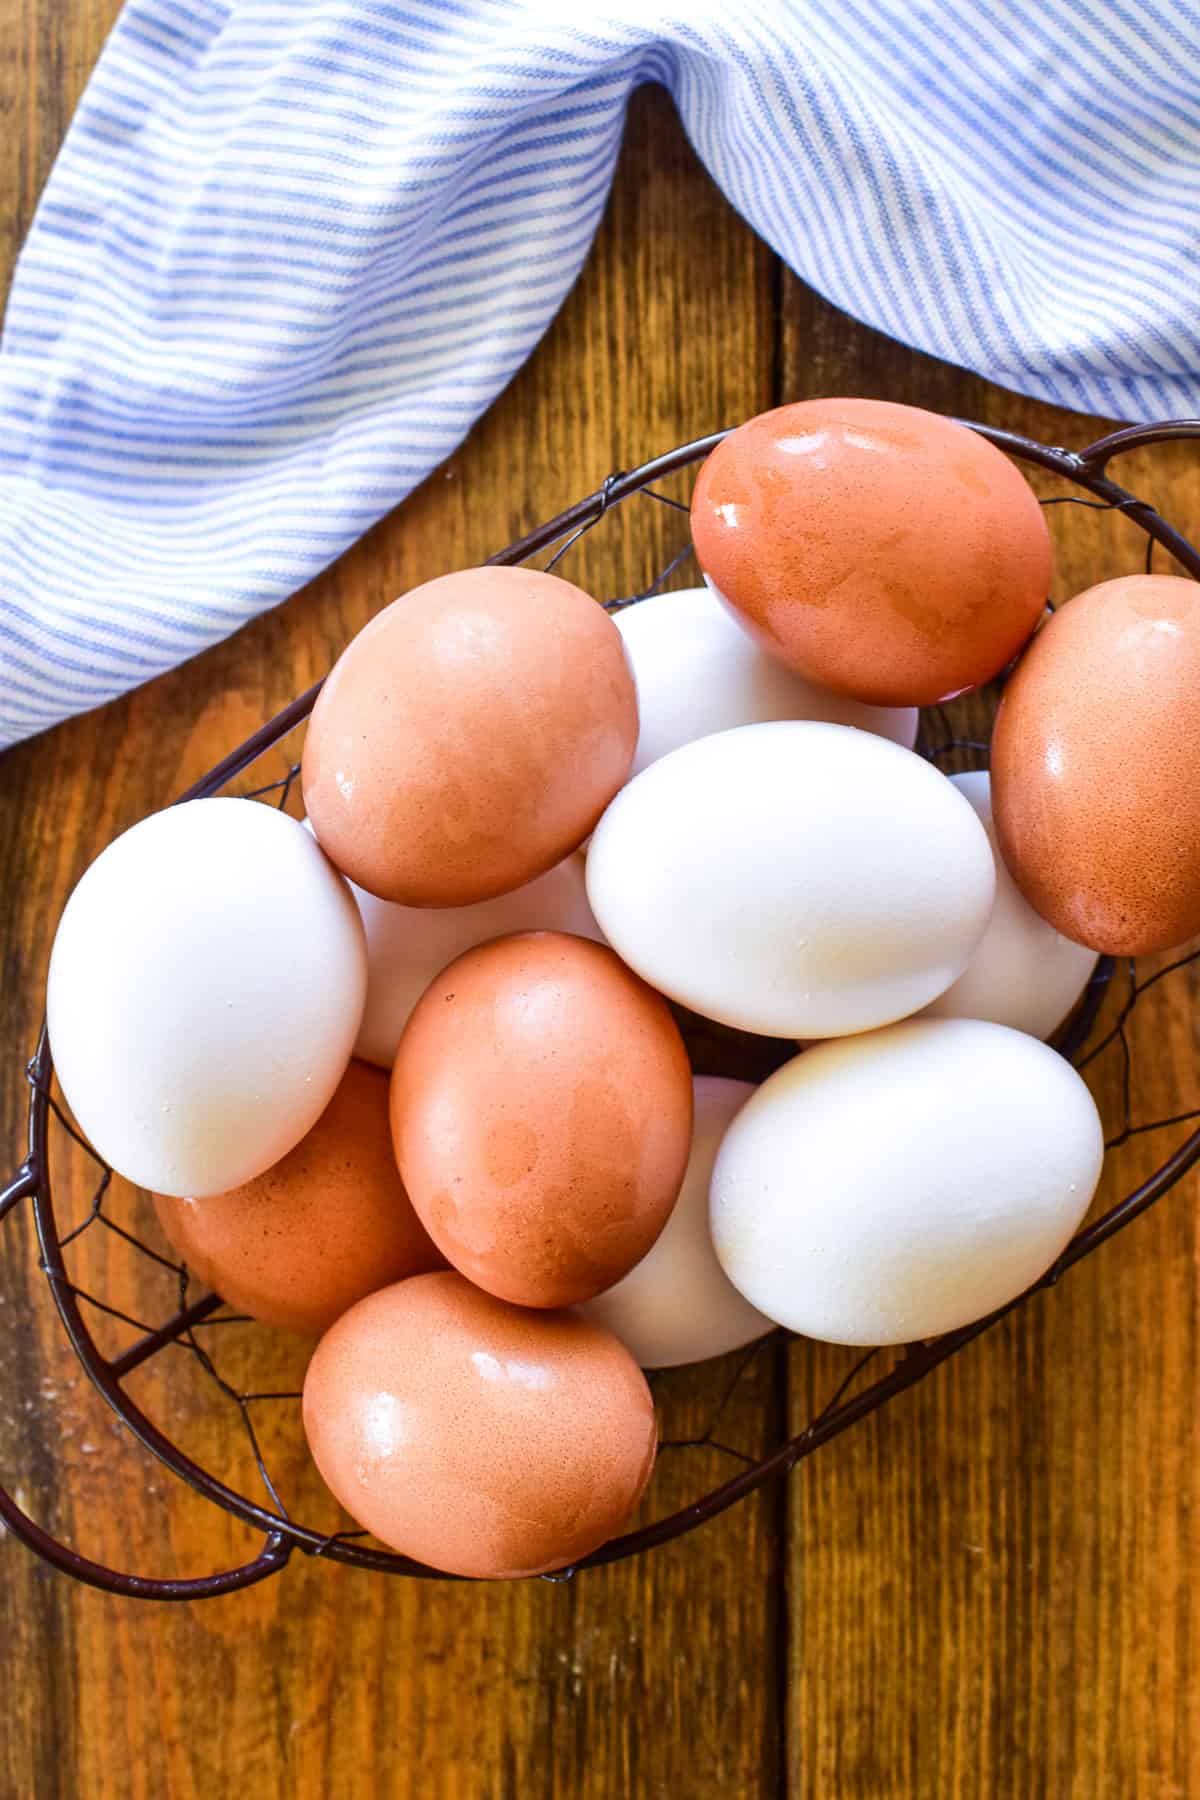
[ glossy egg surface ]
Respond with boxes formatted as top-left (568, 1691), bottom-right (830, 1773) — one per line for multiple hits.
top-left (302, 566), bottom-right (637, 906)
top-left (302, 1272), bottom-right (657, 1578)
top-left (691, 398), bottom-right (1051, 706)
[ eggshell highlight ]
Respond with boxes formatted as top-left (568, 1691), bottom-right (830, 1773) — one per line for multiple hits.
top-left (992, 573), bottom-right (1200, 955)
top-left (390, 932), bottom-right (693, 1307)
top-left (302, 1272), bottom-right (658, 1578)
top-left (711, 1019), bottom-right (1104, 1346)
top-left (302, 565), bottom-right (637, 906)
top-left (691, 398), bottom-right (1051, 706)
top-left (154, 1061), bottom-right (443, 1335)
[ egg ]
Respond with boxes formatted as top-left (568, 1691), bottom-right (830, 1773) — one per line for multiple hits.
top-left (578, 1076), bottom-right (772, 1367)
top-left (690, 398), bottom-right (1052, 706)
top-left (585, 721), bottom-right (995, 1038)
top-left (302, 565), bottom-right (638, 906)
top-left (390, 931), bottom-right (693, 1308)
top-left (613, 585), bottom-right (917, 773)
top-left (992, 573), bottom-right (1200, 955)
top-left (342, 847), bottom-right (604, 1069)
top-left (711, 1018), bottom-right (1104, 1346)
top-left (920, 772), bottom-right (1099, 1038)
top-left (302, 1271), bottom-right (657, 1578)
top-left (47, 799), bottom-right (366, 1197)
top-left (153, 1061), bottom-right (443, 1334)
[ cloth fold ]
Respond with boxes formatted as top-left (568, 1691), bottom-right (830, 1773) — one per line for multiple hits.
top-left (3, 0), bottom-right (1199, 748)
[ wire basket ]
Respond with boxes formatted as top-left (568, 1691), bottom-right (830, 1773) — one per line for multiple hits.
top-left (2, 417), bottom-right (1199, 1602)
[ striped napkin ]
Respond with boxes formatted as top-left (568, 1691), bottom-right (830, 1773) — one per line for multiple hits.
top-left (2, 0), bottom-right (1198, 748)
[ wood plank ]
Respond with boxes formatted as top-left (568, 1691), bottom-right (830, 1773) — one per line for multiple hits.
top-left (8, 7), bottom-right (1200, 1793)
top-left (779, 282), bottom-right (1200, 1799)
top-left (0, 40), bottom-right (783, 1799)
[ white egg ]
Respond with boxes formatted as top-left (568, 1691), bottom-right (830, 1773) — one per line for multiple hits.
top-left (331, 845), bottom-right (604, 1068)
top-left (48, 798), bottom-right (366, 1198)
top-left (578, 1076), bottom-right (772, 1367)
top-left (711, 1018), bottom-right (1104, 1346)
top-left (920, 771), bottom-right (1100, 1039)
top-left (585, 720), bottom-right (995, 1038)
top-left (614, 586), bottom-right (917, 773)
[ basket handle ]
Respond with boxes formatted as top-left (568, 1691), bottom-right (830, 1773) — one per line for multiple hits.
top-left (0, 1164), bottom-right (292, 1600)
top-left (1078, 418), bottom-right (1200, 471)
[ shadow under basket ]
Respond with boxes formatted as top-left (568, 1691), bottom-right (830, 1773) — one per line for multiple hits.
top-left (3, 417), bottom-right (1200, 1601)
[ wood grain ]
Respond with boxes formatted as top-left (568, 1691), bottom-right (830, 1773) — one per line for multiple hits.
top-left (0, 17), bottom-right (782, 1797)
top-left (778, 290), bottom-right (1200, 1800)
top-left (0, 6), bottom-right (1197, 1797)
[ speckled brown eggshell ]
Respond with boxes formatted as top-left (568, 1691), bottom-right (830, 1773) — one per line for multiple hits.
top-left (690, 398), bottom-right (1052, 707)
top-left (301, 565), bottom-right (638, 907)
top-left (992, 573), bottom-right (1200, 955)
top-left (301, 1271), bottom-right (658, 1578)
top-left (153, 1060), bottom-right (444, 1335)
top-left (390, 931), bottom-right (694, 1308)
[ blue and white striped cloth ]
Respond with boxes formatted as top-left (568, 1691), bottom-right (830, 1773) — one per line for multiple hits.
top-left (3, 0), bottom-right (1200, 748)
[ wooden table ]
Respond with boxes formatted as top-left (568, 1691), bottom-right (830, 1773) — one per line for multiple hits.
top-left (2, 9), bottom-right (1197, 1795)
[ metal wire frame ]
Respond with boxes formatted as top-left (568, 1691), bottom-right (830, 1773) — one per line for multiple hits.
top-left (2, 416), bottom-right (1200, 1601)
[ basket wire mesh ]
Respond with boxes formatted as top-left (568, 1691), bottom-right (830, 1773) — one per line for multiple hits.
top-left (2, 418), bottom-right (1199, 1600)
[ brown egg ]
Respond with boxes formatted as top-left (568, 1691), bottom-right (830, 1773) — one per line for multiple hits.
top-left (992, 573), bottom-right (1200, 955)
top-left (391, 931), bottom-right (693, 1307)
top-left (154, 1061), bottom-right (443, 1334)
top-left (302, 1271), bottom-right (657, 1578)
top-left (302, 565), bottom-right (637, 906)
top-left (690, 398), bottom-right (1052, 706)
